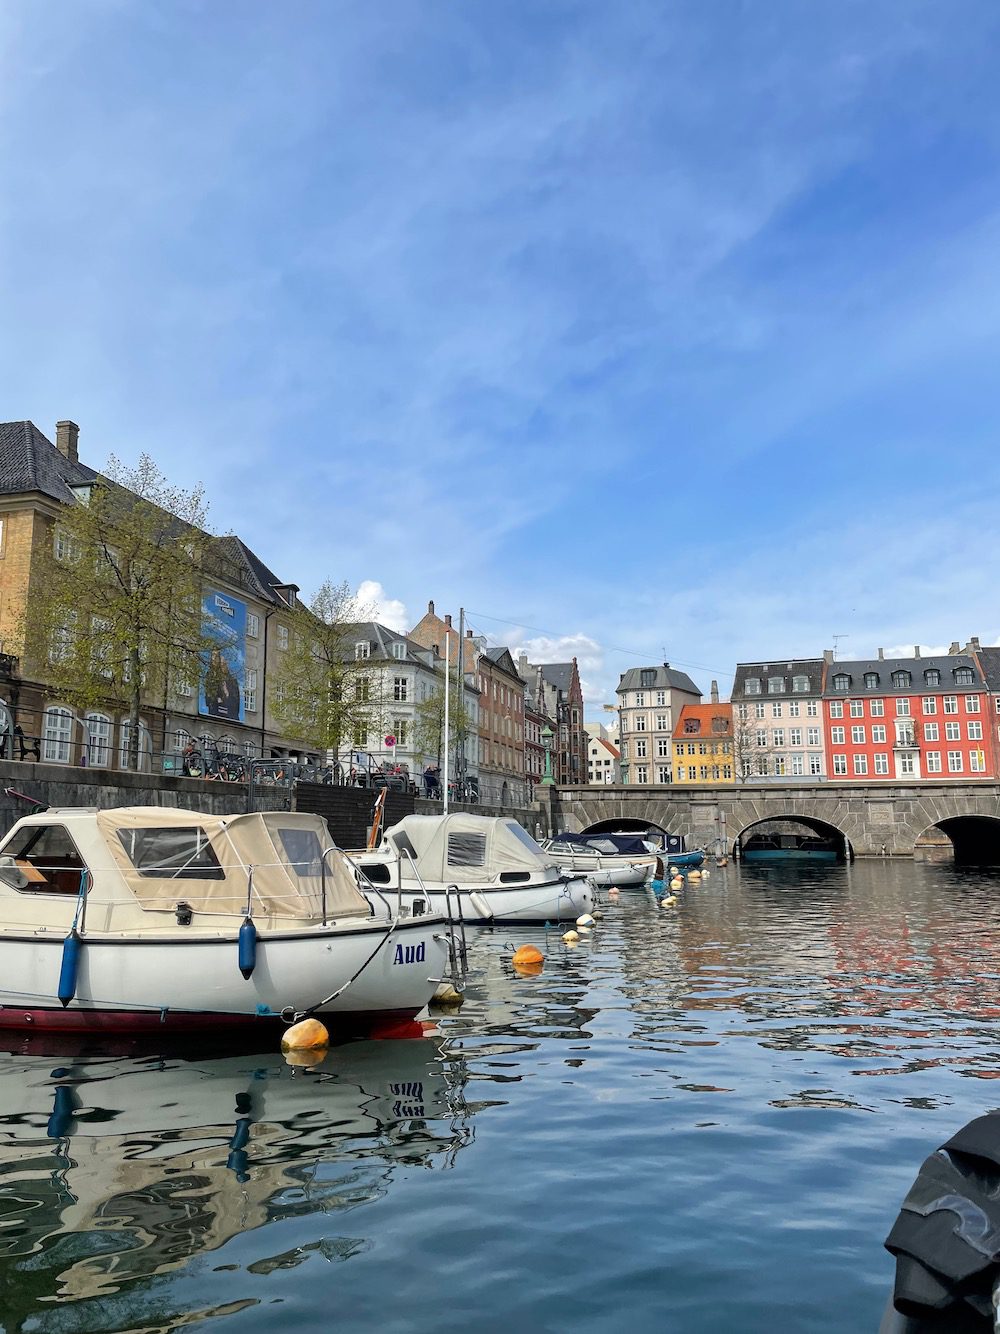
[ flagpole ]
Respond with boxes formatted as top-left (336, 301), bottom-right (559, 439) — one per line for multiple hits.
top-left (443, 628), bottom-right (451, 814)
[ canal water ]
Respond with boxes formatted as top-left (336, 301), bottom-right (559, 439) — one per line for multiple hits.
top-left (2, 858), bottom-right (1000, 1333)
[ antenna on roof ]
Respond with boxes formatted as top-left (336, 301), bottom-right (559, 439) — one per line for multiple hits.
top-left (831, 634), bottom-right (848, 659)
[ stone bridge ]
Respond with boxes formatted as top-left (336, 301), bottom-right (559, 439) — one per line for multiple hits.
top-left (548, 782), bottom-right (1000, 858)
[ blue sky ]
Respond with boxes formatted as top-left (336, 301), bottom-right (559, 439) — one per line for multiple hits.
top-left (3, 1), bottom-right (1000, 716)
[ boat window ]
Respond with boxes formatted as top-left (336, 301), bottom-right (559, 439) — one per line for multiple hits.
top-left (275, 827), bottom-right (324, 878)
top-left (504, 822), bottom-right (543, 854)
top-left (499, 871), bottom-right (531, 883)
top-left (446, 833), bottom-right (487, 867)
top-left (360, 862), bottom-right (392, 885)
top-left (0, 824), bottom-right (87, 895)
top-left (116, 827), bottom-right (225, 879)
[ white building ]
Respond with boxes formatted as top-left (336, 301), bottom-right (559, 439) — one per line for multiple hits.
top-left (616, 663), bottom-right (702, 785)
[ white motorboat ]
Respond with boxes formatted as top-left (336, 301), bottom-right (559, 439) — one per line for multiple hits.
top-left (0, 806), bottom-right (458, 1034)
top-left (539, 834), bottom-right (658, 888)
top-left (352, 813), bottom-right (593, 924)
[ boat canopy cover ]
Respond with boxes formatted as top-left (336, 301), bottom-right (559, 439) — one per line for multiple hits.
top-left (97, 808), bottom-right (370, 918)
top-left (383, 814), bottom-right (549, 884)
top-left (552, 832), bottom-right (651, 856)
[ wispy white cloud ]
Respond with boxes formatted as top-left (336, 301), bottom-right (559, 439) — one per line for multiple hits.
top-left (356, 580), bottom-right (409, 634)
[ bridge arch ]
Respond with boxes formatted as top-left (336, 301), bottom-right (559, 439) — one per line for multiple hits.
top-left (733, 814), bottom-right (853, 861)
top-left (581, 816), bottom-right (668, 837)
top-left (914, 815), bottom-right (1000, 864)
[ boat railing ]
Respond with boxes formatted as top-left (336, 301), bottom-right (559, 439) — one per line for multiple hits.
top-left (329, 846), bottom-right (395, 921)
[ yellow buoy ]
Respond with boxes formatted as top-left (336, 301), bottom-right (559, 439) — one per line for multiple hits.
top-left (660, 894), bottom-right (678, 908)
top-left (670, 876), bottom-right (684, 892)
top-left (281, 1017), bottom-right (330, 1052)
top-left (562, 929), bottom-right (580, 943)
top-left (431, 982), bottom-right (464, 1006)
top-left (576, 913), bottom-right (596, 928)
top-left (688, 869), bottom-right (702, 881)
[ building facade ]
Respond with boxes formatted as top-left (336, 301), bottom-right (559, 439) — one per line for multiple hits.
top-left (731, 658), bottom-right (827, 781)
top-left (671, 702), bottom-right (735, 784)
top-left (517, 656), bottom-right (587, 786)
top-left (617, 664), bottom-right (701, 785)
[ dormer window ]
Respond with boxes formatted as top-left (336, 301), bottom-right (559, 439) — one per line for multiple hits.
top-left (640, 668), bottom-right (655, 688)
top-left (745, 678), bottom-right (761, 695)
top-left (924, 669), bottom-right (941, 686)
top-left (954, 667), bottom-right (974, 686)
top-left (355, 642), bottom-right (370, 660)
top-left (864, 672), bottom-right (879, 689)
top-left (891, 670), bottom-right (911, 688)
top-left (792, 675), bottom-right (809, 693)
top-left (684, 718), bottom-right (700, 734)
top-left (832, 673), bottom-right (851, 691)
top-left (768, 677), bottom-right (785, 694)
top-left (392, 641), bottom-right (406, 661)
top-left (711, 717), bottom-right (728, 733)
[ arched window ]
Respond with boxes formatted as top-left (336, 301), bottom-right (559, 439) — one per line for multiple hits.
top-left (832, 673), bottom-right (851, 692)
top-left (84, 711), bottom-right (112, 767)
top-left (891, 670), bottom-right (911, 688)
top-left (119, 718), bottom-right (152, 771)
top-left (173, 727), bottom-right (191, 753)
top-left (42, 706), bottom-right (74, 764)
top-left (955, 667), bottom-right (974, 686)
top-left (924, 669), bottom-right (941, 686)
top-left (863, 672), bottom-right (879, 689)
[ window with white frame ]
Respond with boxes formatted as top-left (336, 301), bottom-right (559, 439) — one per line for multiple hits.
top-left (807, 700), bottom-right (818, 716)
top-left (899, 755), bottom-right (915, 776)
top-left (870, 699), bottom-right (884, 716)
top-left (635, 738), bottom-right (647, 758)
top-left (789, 728), bottom-right (802, 746)
top-left (244, 668), bottom-right (258, 712)
top-left (173, 726), bottom-right (191, 753)
top-left (922, 697), bottom-right (936, 714)
top-left (657, 766), bottom-right (669, 784)
top-left (656, 691), bottom-right (666, 706)
top-left (926, 751), bottom-right (942, 773)
top-left (49, 610), bottom-right (77, 665)
top-left (772, 728), bottom-right (785, 747)
top-left (791, 753), bottom-right (804, 775)
top-left (851, 725), bottom-right (865, 743)
top-left (635, 692), bottom-right (645, 707)
top-left (392, 641), bottom-right (406, 660)
top-left (971, 750), bottom-right (987, 772)
top-left (789, 701), bottom-right (800, 718)
top-left (635, 715), bottom-right (646, 731)
top-left (393, 676), bottom-right (408, 702)
top-left (84, 712), bottom-right (111, 767)
top-left (809, 755), bottom-right (823, 775)
top-left (948, 750), bottom-right (963, 772)
top-left (354, 640), bottom-right (368, 660)
top-left (636, 766), bottom-right (648, 783)
top-left (247, 612), bottom-right (259, 638)
top-left (755, 701), bottom-right (765, 719)
top-left (745, 678), bottom-right (761, 695)
top-left (830, 701), bottom-right (843, 718)
top-left (968, 721), bottom-right (983, 740)
top-left (831, 726), bottom-right (845, 744)
top-left (874, 753), bottom-right (889, 774)
top-left (773, 756), bottom-right (786, 776)
top-left (772, 702), bottom-right (782, 717)
top-left (755, 758), bottom-right (768, 775)
top-left (656, 738), bottom-right (669, 757)
top-left (119, 718), bottom-right (152, 770)
top-left (655, 714), bottom-right (668, 731)
top-left (872, 724), bottom-right (887, 743)
top-left (945, 721), bottom-right (960, 741)
top-left (955, 667), bottom-right (975, 686)
top-left (849, 700), bottom-right (864, 717)
top-left (943, 696), bottom-right (958, 713)
top-left (756, 729), bottom-right (767, 747)
top-left (807, 727), bottom-right (820, 746)
top-left (768, 677), bottom-right (784, 694)
top-left (891, 671), bottom-right (911, 688)
top-left (54, 528), bottom-right (81, 564)
top-left (896, 698), bottom-right (910, 716)
top-left (854, 754), bottom-right (868, 775)
top-left (394, 719), bottom-right (408, 746)
top-left (833, 754), bottom-right (847, 775)
top-left (924, 722), bottom-right (939, 741)
top-left (676, 765), bottom-right (685, 781)
top-left (792, 675), bottom-right (809, 693)
top-left (967, 696), bottom-right (981, 713)
top-left (42, 707), bottom-right (74, 763)
top-left (738, 703), bottom-right (748, 720)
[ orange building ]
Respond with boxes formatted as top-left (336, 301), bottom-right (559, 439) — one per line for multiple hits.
top-left (672, 703), bottom-right (734, 785)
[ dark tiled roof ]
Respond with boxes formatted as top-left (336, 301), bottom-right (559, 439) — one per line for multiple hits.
top-left (618, 664), bottom-right (701, 696)
top-left (539, 662), bottom-right (574, 691)
top-left (974, 647), bottom-right (1000, 692)
top-left (824, 655), bottom-right (983, 695)
top-left (0, 420), bottom-right (95, 500)
top-left (732, 659), bottom-right (825, 698)
top-left (481, 646), bottom-right (523, 682)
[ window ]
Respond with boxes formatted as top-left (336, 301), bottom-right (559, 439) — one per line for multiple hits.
top-left (354, 677), bottom-right (370, 702)
top-left (768, 677), bottom-right (784, 694)
top-left (656, 738), bottom-right (669, 757)
top-left (870, 699), bottom-right (884, 717)
top-left (699, 765), bottom-right (709, 780)
top-left (655, 714), bottom-right (668, 731)
top-left (874, 753), bottom-right (889, 774)
top-left (833, 755), bottom-right (847, 775)
top-left (968, 721), bottom-right (983, 741)
top-left (0, 823), bottom-right (88, 895)
top-left (636, 739), bottom-right (647, 758)
top-left (49, 610), bottom-right (77, 665)
top-left (943, 696), bottom-right (958, 714)
top-left (809, 755), bottom-right (823, 775)
top-left (687, 742), bottom-right (696, 755)
top-left (657, 766), bottom-right (669, 784)
top-left (738, 703), bottom-right (748, 720)
top-left (636, 715), bottom-right (647, 732)
top-left (789, 728), bottom-right (802, 746)
top-left (789, 701), bottom-right (800, 718)
top-left (945, 722), bottom-right (961, 741)
top-left (247, 613), bottom-right (259, 638)
top-left (391, 641), bottom-right (407, 661)
top-left (967, 696), bottom-right (981, 713)
top-left (173, 726), bottom-right (191, 753)
top-left (807, 727), bottom-right (820, 746)
top-left (831, 726), bottom-right (845, 744)
top-left (926, 751), bottom-right (942, 773)
top-left (792, 675), bottom-right (809, 693)
top-left (791, 753), bottom-right (804, 776)
top-left (896, 698), bottom-right (910, 716)
top-left (851, 725), bottom-right (865, 743)
top-left (119, 719), bottom-right (152, 771)
top-left (676, 765), bottom-right (685, 781)
top-left (971, 750), bottom-right (986, 773)
top-left (864, 672), bottom-right (880, 689)
top-left (922, 697), bottom-right (937, 714)
top-left (924, 722), bottom-right (939, 741)
top-left (273, 624), bottom-right (288, 651)
top-left (447, 833), bottom-right (487, 866)
top-left (353, 725), bottom-right (367, 748)
top-left (807, 700), bottom-right (818, 717)
top-left (891, 670), bottom-right (911, 688)
top-left (636, 766), bottom-right (648, 784)
top-left (773, 756), bottom-right (786, 776)
top-left (772, 702), bottom-right (782, 718)
top-left (635, 692), bottom-right (645, 707)
top-left (924, 669), bottom-right (941, 686)
top-left (723, 765), bottom-right (732, 779)
top-left (756, 729), bottom-right (767, 747)
top-left (42, 707), bottom-right (74, 763)
top-left (832, 674), bottom-right (851, 691)
top-left (640, 669), bottom-right (655, 688)
top-left (244, 668), bottom-right (258, 712)
top-left (698, 742), bottom-right (707, 755)
top-left (849, 700), bottom-right (864, 717)
top-left (116, 826), bottom-right (225, 878)
top-left (354, 640), bottom-right (369, 660)
top-left (54, 528), bottom-right (81, 564)
top-left (948, 751), bottom-right (963, 773)
top-left (854, 754), bottom-right (868, 775)
top-left (85, 712), bottom-right (112, 767)
top-left (755, 701), bottom-right (766, 719)
top-left (772, 728), bottom-right (785, 747)
top-left (393, 676), bottom-right (408, 702)
top-left (899, 755), bottom-right (915, 776)
top-left (746, 678), bottom-right (761, 695)
top-left (955, 667), bottom-right (975, 686)
top-left (872, 724), bottom-right (887, 743)
top-left (829, 701), bottom-right (844, 718)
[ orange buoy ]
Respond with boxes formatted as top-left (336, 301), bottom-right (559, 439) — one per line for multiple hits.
top-left (512, 943), bottom-right (545, 976)
top-left (280, 1017), bottom-right (330, 1052)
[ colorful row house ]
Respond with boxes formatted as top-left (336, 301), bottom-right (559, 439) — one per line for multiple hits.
top-left (671, 702), bottom-right (735, 785)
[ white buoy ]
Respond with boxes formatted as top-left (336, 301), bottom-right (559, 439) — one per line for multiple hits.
top-left (562, 929), bottom-right (580, 943)
top-left (688, 869), bottom-right (702, 881)
top-left (576, 913), bottom-right (595, 928)
top-left (431, 982), bottom-right (464, 1006)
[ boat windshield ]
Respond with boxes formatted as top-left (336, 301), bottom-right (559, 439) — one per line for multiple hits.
top-left (504, 822), bottom-right (544, 854)
top-left (116, 826), bottom-right (225, 879)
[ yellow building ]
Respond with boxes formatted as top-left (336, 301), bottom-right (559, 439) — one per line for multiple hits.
top-left (672, 702), bottom-right (735, 784)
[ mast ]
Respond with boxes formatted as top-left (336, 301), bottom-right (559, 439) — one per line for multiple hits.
top-left (443, 626), bottom-right (451, 814)
top-left (457, 607), bottom-right (465, 791)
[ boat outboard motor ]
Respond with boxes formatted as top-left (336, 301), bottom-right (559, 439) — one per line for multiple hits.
top-left (882, 1112), bottom-right (1000, 1331)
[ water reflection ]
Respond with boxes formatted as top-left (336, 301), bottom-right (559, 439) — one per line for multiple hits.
top-left (0, 1037), bottom-right (471, 1328)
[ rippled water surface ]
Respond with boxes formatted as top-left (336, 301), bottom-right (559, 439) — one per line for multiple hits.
top-left (3, 859), bottom-right (1000, 1333)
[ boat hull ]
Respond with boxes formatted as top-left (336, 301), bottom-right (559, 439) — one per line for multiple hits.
top-left (0, 917), bottom-right (450, 1033)
top-left (742, 849), bottom-right (838, 863)
top-left (383, 877), bottom-right (593, 924)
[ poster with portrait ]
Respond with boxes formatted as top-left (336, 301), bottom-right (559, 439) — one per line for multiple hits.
top-left (199, 588), bottom-right (247, 723)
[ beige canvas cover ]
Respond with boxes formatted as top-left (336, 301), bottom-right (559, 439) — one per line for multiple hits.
top-left (384, 813), bottom-right (550, 885)
top-left (97, 808), bottom-right (369, 918)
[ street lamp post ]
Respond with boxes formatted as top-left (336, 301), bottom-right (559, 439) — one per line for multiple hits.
top-left (541, 724), bottom-right (554, 786)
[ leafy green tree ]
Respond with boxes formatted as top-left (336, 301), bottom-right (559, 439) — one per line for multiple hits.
top-left (270, 580), bottom-right (387, 755)
top-left (413, 682), bottom-right (472, 773)
top-left (26, 455), bottom-right (218, 768)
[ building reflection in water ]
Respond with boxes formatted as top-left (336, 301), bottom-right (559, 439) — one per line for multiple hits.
top-left (0, 1034), bottom-right (473, 1327)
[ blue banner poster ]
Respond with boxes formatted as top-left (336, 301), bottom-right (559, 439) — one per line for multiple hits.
top-left (199, 589), bottom-right (247, 723)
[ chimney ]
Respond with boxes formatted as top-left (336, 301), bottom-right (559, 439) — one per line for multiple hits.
top-left (971, 636), bottom-right (981, 650)
top-left (428, 600), bottom-right (434, 615)
top-left (444, 614), bottom-right (452, 628)
top-left (877, 648), bottom-right (884, 660)
top-left (914, 645), bottom-right (921, 659)
top-left (710, 679), bottom-right (719, 704)
top-left (949, 641), bottom-right (960, 655)
top-left (518, 652), bottom-right (528, 674)
top-left (823, 649), bottom-right (834, 664)
top-left (56, 420), bottom-right (79, 464)
top-left (467, 628), bottom-right (473, 638)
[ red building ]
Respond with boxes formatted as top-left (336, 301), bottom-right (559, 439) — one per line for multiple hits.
top-left (823, 650), bottom-right (991, 781)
